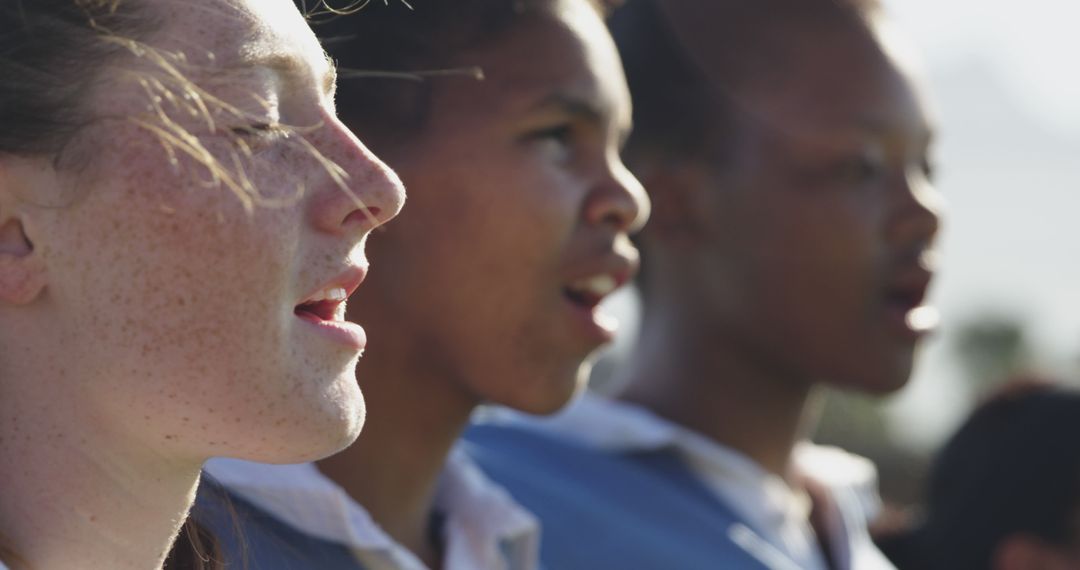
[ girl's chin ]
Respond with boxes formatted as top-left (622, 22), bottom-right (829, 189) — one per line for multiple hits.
top-left (221, 398), bottom-right (365, 464)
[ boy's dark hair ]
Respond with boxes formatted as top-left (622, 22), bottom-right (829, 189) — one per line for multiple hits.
top-left (314, 0), bottom-right (613, 147)
top-left (608, 0), bottom-right (722, 166)
top-left (609, 0), bottom-right (882, 172)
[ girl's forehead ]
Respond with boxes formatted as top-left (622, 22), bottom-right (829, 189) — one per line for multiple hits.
top-left (151, 0), bottom-right (324, 76)
top-left (73, 0), bottom-right (332, 160)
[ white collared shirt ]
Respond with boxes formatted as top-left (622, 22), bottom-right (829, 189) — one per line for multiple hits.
top-left (482, 392), bottom-right (895, 570)
top-left (204, 446), bottom-right (540, 570)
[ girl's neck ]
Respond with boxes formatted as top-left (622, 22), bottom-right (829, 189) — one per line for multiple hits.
top-left (0, 383), bottom-right (203, 570)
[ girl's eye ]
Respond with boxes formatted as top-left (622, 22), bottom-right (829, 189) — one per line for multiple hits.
top-left (230, 122), bottom-right (290, 140)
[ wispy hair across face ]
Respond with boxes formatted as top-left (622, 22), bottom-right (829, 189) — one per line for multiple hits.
top-left (1, 0), bottom-right (378, 217)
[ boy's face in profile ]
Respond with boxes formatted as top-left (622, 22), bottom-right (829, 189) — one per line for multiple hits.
top-left (352, 0), bottom-right (648, 412)
top-left (691, 18), bottom-right (942, 393)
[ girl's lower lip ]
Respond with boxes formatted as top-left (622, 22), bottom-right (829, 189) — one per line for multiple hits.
top-left (296, 312), bottom-right (367, 351)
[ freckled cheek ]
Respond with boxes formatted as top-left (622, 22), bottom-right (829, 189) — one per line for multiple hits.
top-left (49, 166), bottom-right (301, 361)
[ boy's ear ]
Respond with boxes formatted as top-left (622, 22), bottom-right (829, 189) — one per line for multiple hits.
top-left (635, 160), bottom-right (714, 249)
top-left (0, 162), bottom-right (47, 305)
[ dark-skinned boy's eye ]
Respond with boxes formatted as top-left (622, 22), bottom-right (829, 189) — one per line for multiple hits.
top-left (834, 154), bottom-right (886, 185)
top-left (921, 157), bottom-right (937, 183)
top-left (530, 124), bottom-right (574, 144)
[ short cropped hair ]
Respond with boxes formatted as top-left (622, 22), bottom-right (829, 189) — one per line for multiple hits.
top-left (610, 0), bottom-right (882, 170)
top-left (314, 0), bottom-right (617, 147)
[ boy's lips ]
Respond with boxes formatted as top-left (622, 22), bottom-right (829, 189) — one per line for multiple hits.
top-left (560, 254), bottom-right (638, 344)
top-left (562, 258), bottom-right (636, 310)
top-left (882, 265), bottom-right (937, 338)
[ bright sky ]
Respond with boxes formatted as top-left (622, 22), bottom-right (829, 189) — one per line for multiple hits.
top-left (886, 0), bottom-right (1080, 135)
top-left (881, 0), bottom-right (1080, 449)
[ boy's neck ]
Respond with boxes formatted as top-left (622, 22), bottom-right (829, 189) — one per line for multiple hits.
top-left (316, 352), bottom-right (479, 570)
top-left (615, 310), bottom-right (820, 480)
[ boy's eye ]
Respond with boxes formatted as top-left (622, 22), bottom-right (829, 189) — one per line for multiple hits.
top-left (828, 149), bottom-right (886, 186)
top-left (522, 123), bottom-right (579, 163)
top-left (524, 124), bottom-right (575, 147)
top-left (848, 155), bottom-right (884, 181)
top-left (537, 124), bottom-right (573, 141)
top-left (920, 156), bottom-right (936, 183)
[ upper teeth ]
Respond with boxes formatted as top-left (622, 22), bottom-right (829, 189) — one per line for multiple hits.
top-left (307, 287), bottom-right (348, 303)
top-left (568, 275), bottom-right (618, 298)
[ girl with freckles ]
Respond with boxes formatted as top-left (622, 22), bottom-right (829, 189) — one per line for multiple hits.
top-left (199, 0), bottom-right (650, 568)
top-left (0, 0), bottom-right (404, 569)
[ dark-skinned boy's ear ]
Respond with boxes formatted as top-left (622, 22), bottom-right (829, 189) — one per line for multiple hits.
top-left (0, 163), bottom-right (47, 305)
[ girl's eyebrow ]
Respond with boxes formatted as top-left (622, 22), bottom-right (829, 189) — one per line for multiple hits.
top-left (223, 50), bottom-right (339, 97)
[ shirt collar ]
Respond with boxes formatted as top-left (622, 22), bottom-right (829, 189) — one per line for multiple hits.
top-left (495, 393), bottom-right (811, 533)
top-left (436, 447), bottom-right (540, 570)
top-left (204, 457), bottom-right (424, 568)
top-left (204, 449), bottom-right (540, 570)
top-left (488, 392), bottom-right (890, 570)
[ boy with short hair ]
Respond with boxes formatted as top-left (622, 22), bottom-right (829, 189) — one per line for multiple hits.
top-left (468, 0), bottom-right (942, 567)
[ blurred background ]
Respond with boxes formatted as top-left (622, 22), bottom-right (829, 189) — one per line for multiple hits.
top-left (596, 0), bottom-right (1080, 511)
top-left (843, 0), bottom-right (1080, 506)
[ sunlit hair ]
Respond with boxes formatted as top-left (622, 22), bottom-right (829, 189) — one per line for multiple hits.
top-left (1, 0), bottom-right (375, 219)
top-left (310, 0), bottom-right (618, 149)
top-left (0, 0), bottom-right (158, 157)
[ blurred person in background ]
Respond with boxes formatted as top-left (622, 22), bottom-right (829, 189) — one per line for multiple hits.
top-left (878, 381), bottom-right (1080, 570)
top-left (196, 0), bottom-right (650, 568)
top-left (468, 0), bottom-right (942, 568)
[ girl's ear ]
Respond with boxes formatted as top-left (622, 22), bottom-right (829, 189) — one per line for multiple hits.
top-left (0, 161), bottom-right (47, 305)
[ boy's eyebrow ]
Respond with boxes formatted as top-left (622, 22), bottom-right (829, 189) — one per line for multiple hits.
top-left (528, 92), bottom-right (606, 123)
top-left (527, 91), bottom-right (634, 143)
top-left (856, 116), bottom-right (936, 148)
